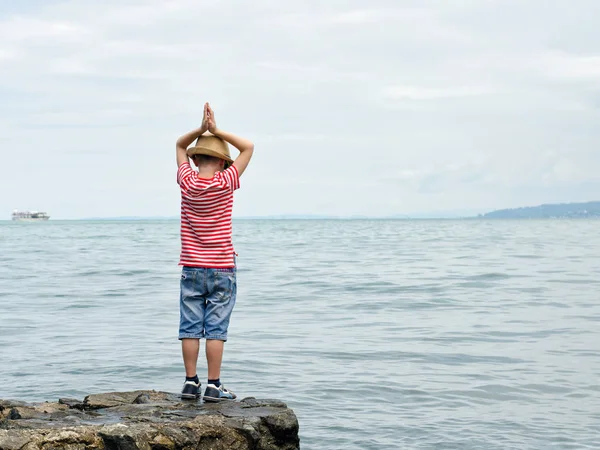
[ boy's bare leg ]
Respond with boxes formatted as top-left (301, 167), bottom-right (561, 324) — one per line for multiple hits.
top-left (206, 339), bottom-right (224, 380)
top-left (182, 338), bottom-right (200, 377)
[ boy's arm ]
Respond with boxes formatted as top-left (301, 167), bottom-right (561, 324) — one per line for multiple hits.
top-left (176, 127), bottom-right (205, 167)
top-left (207, 104), bottom-right (254, 176)
top-left (212, 128), bottom-right (254, 176)
top-left (176, 103), bottom-right (209, 167)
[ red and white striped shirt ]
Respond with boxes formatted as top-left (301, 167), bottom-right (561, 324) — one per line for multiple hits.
top-left (177, 162), bottom-right (240, 268)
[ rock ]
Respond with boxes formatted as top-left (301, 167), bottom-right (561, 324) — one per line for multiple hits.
top-left (0, 391), bottom-right (299, 450)
top-left (83, 391), bottom-right (172, 410)
top-left (7, 410), bottom-right (21, 421)
top-left (59, 398), bottom-right (85, 410)
top-left (0, 433), bottom-right (30, 450)
top-left (150, 433), bottom-right (175, 450)
top-left (34, 402), bottom-right (68, 415)
top-left (133, 394), bottom-right (151, 405)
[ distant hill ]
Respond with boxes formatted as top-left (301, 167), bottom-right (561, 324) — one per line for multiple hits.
top-left (482, 201), bottom-right (600, 219)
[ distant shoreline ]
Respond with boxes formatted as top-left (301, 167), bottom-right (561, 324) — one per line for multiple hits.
top-left (2, 216), bottom-right (599, 222)
top-left (4, 200), bottom-right (599, 221)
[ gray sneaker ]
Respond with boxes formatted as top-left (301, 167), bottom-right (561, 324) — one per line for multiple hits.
top-left (181, 380), bottom-right (201, 399)
top-left (203, 384), bottom-right (236, 402)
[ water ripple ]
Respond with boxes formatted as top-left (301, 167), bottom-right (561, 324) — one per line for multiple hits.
top-left (1, 219), bottom-right (600, 449)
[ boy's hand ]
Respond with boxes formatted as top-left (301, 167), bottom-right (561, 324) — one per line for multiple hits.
top-left (207, 103), bottom-right (217, 133)
top-left (200, 102), bottom-right (209, 134)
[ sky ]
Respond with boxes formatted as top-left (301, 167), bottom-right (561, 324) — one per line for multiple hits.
top-left (1, 0), bottom-right (599, 219)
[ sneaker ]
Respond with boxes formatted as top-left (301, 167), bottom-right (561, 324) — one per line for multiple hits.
top-left (181, 380), bottom-right (201, 399)
top-left (203, 384), bottom-right (237, 402)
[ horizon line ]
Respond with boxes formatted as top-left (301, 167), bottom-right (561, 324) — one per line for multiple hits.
top-left (3, 215), bottom-right (477, 221)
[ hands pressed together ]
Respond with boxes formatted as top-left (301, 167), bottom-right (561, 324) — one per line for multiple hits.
top-left (200, 102), bottom-right (217, 135)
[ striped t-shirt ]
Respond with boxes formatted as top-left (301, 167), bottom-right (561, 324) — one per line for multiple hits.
top-left (177, 162), bottom-right (240, 268)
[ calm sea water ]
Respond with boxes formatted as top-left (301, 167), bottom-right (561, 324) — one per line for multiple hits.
top-left (1, 219), bottom-right (599, 449)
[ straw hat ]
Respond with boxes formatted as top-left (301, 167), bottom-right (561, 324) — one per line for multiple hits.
top-left (186, 134), bottom-right (233, 164)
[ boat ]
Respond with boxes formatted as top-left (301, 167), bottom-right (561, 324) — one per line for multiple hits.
top-left (11, 210), bottom-right (50, 221)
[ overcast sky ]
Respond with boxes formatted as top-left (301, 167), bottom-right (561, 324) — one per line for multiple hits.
top-left (1, 0), bottom-right (599, 219)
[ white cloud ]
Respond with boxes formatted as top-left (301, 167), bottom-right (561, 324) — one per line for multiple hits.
top-left (329, 9), bottom-right (391, 25)
top-left (0, 16), bottom-right (86, 41)
top-left (0, 0), bottom-right (599, 218)
top-left (381, 85), bottom-right (493, 100)
top-left (542, 52), bottom-right (600, 80)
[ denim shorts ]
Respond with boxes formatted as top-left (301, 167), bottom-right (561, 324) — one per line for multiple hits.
top-left (178, 266), bottom-right (237, 341)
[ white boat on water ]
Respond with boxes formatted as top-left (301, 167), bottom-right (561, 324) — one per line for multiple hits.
top-left (12, 210), bottom-right (50, 221)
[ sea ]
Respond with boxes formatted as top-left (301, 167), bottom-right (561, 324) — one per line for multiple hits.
top-left (1, 219), bottom-right (599, 449)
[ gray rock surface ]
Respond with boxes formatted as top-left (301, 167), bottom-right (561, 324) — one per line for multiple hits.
top-left (0, 391), bottom-right (299, 450)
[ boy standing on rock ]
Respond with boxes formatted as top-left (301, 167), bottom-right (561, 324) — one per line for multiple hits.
top-left (175, 103), bottom-right (254, 401)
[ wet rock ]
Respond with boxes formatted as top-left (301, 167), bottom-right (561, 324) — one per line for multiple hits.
top-left (59, 399), bottom-right (85, 410)
top-left (133, 394), bottom-right (151, 405)
top-left (0, 391), bottom-right (299, 450)
top-left (7, 410), bottom-right (21, 421)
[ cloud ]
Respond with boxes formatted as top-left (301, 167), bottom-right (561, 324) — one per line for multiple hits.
top-left (0, 0), bottom-right (599, 218)
top-left (542, 52), bottom-right (600, 80)
top-left (0, 15), bottom-right (86, 41)
top-left (381, 85), bottom-right (493, 100)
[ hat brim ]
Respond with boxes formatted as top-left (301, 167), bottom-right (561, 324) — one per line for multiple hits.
top-left (187, 146), bottom-right (233, 163)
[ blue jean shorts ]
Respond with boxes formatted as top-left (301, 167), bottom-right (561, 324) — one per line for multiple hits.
top-left (178, 266), bottom-right (237, 341)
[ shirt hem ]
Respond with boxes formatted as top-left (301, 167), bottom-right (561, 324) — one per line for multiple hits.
top-left (179, 262), bottom-right (236, 269)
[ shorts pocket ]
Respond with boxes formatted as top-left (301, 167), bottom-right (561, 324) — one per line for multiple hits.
top-left (180, 269), bottom-right (197, 293)
top-left (213, 271), bottom-right (235, 301)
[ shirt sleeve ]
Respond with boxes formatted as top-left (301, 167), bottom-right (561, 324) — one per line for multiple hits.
top-left (177, 162), bottom-right (194, 191)
top-left (221, 165), bottom-right (240, 191)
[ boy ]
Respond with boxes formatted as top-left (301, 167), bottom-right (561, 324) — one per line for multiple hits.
top-left (175, 103), bottom-right (254, 401)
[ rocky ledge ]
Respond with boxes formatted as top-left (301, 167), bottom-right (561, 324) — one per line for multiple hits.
top-left (0, 391), bottom-right (299, 450)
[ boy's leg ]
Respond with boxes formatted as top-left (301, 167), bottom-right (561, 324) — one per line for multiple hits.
top-left (182, 338), bottom-right (201, 377)
top-left (206, 339), bottom-right (224, 379)
top-left (178, 267), bottom-right (207, 398)
top-left (203, 268), bottom-right (237, 401)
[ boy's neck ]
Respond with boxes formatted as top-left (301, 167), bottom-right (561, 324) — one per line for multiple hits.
top-left (197, 168), bottom-right (219, 179)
